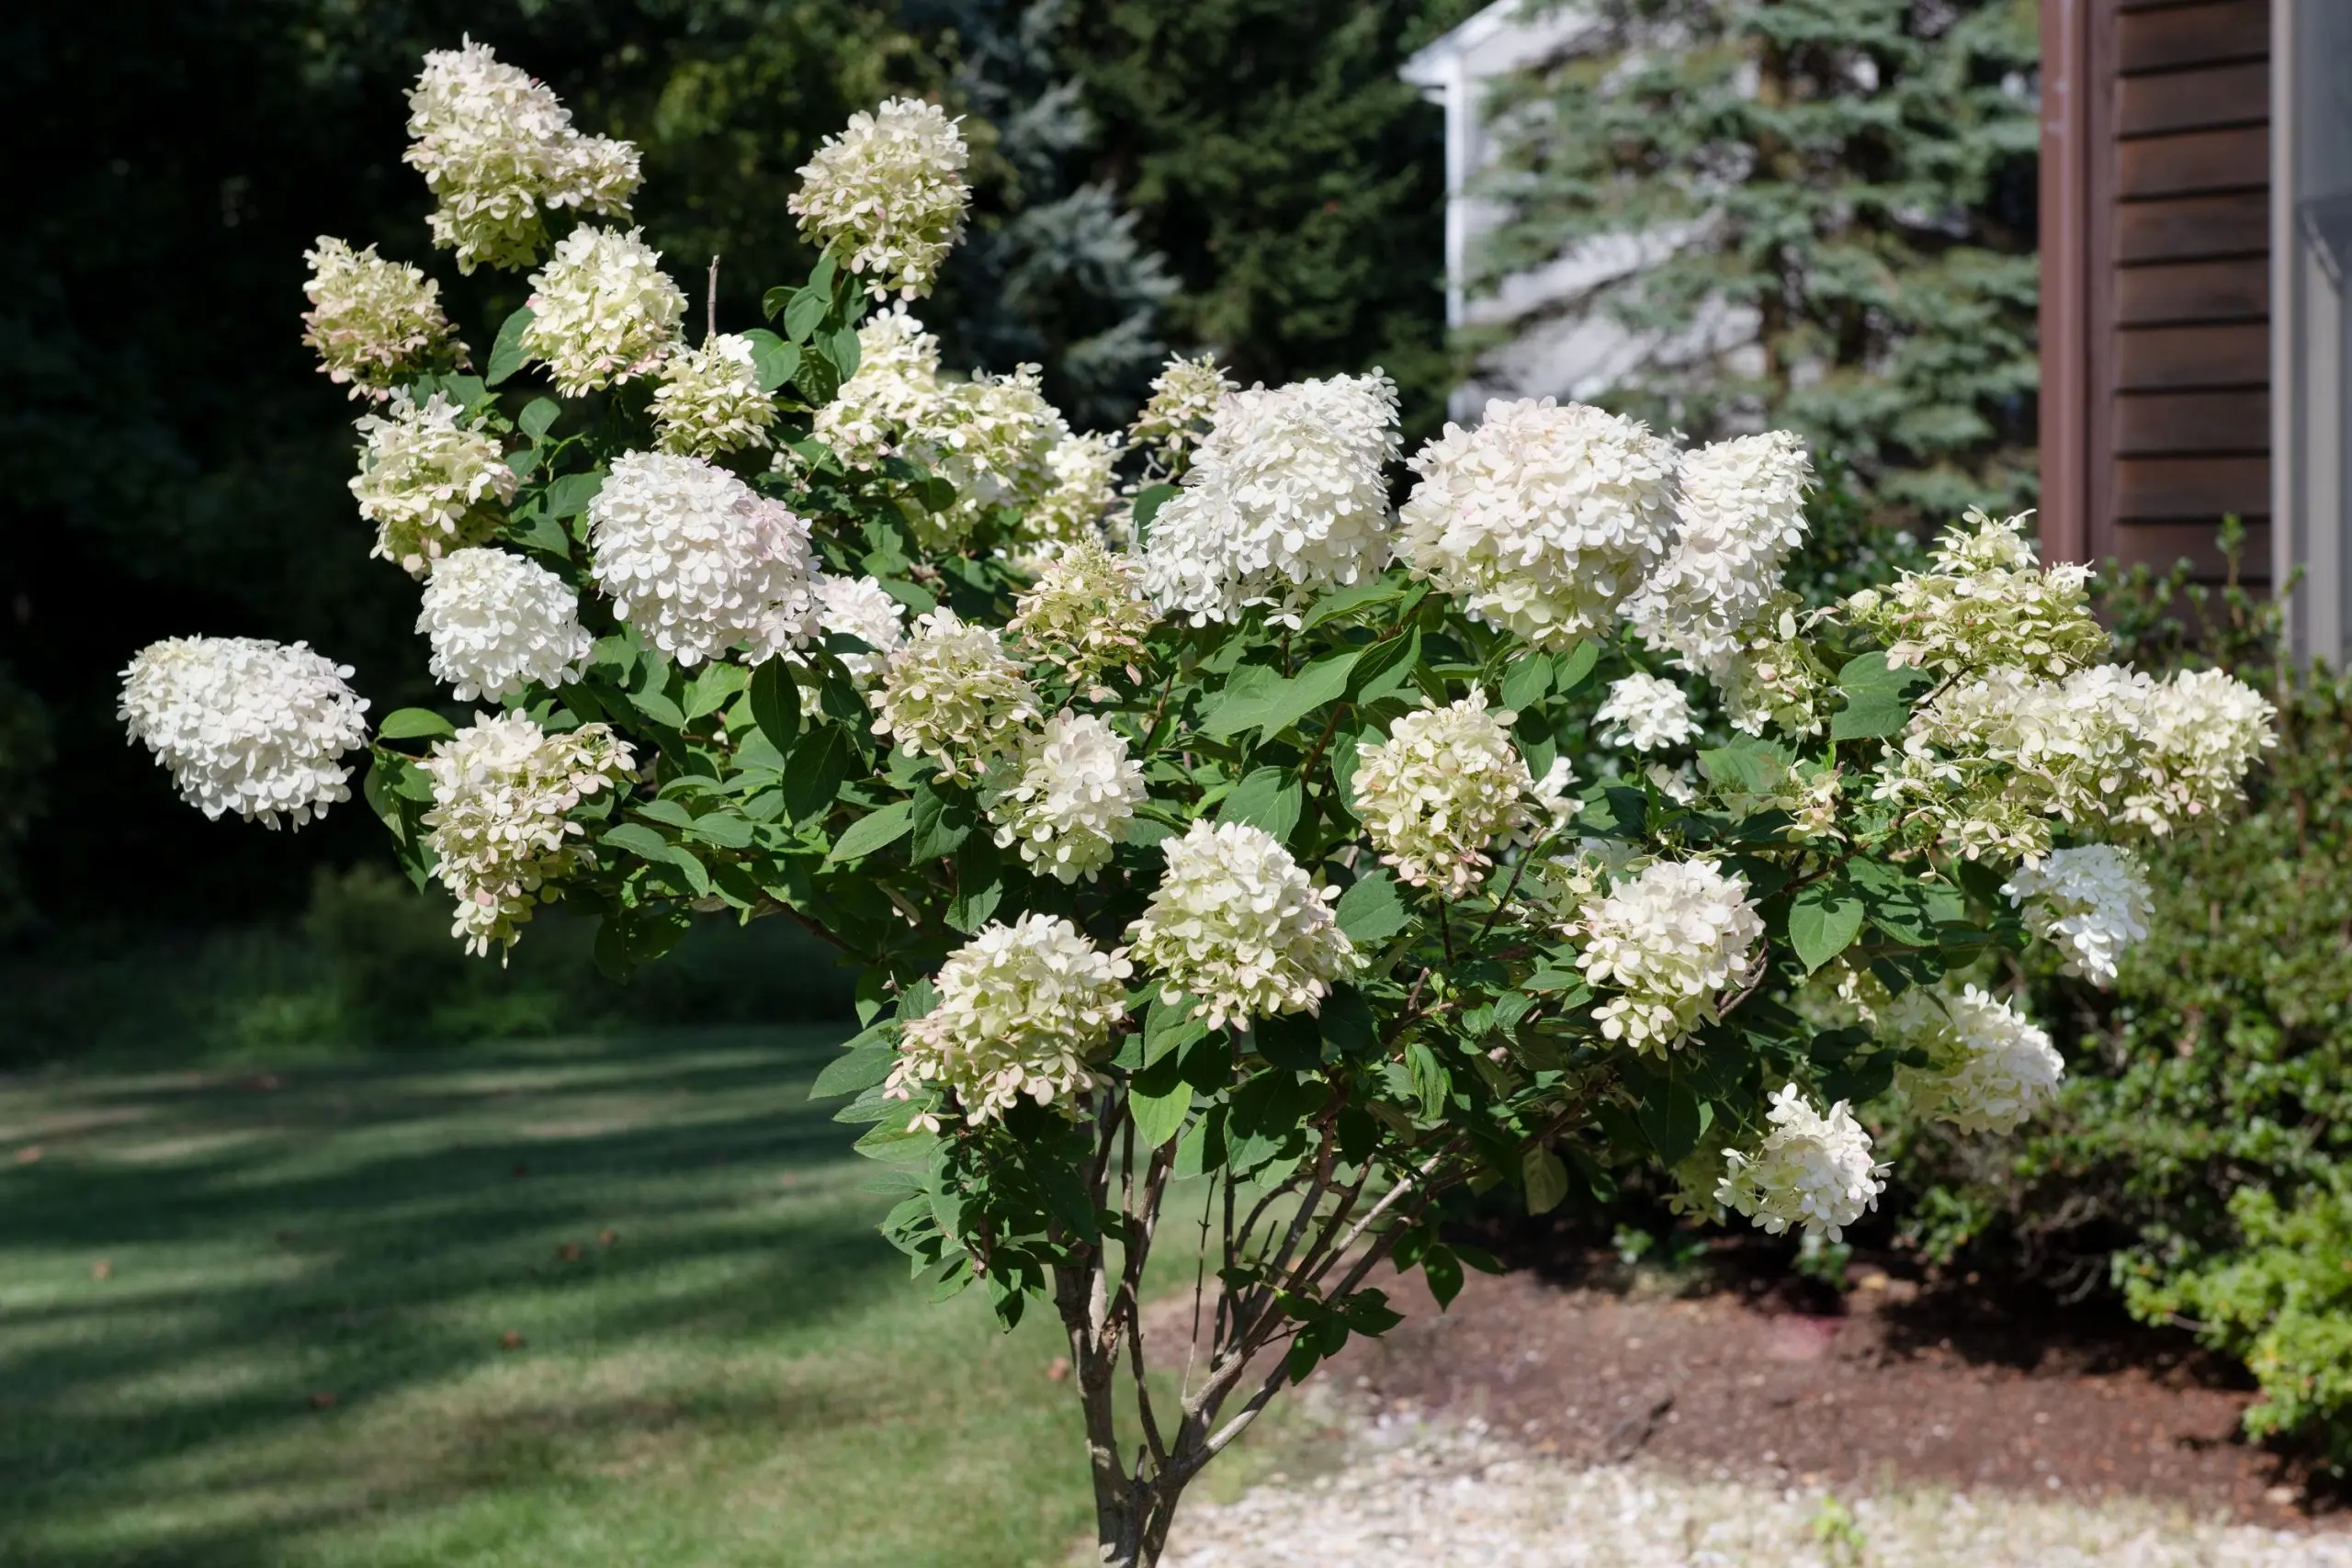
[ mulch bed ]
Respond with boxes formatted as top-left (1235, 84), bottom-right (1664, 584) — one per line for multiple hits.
top-left (1329, 1240), bottom-right (2345, 1529)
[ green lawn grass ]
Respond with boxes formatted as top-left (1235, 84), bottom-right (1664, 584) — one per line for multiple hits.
top-left (0, 1028), bottom-right (1114, 1567)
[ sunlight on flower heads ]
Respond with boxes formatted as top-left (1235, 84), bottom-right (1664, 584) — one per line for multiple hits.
top-left (422, 713), bottom-right (635, 956)
top-left (1142, 372), bottom-right (1400, 626)
top-left (300, 237), bottom-right (467, 401)
top-left (119, 637), bottom-right (369, 829)
top-left (1351, 689), bottom-right (1542, 899)
top-left (1885, 984), bottom-right (2065, 1136)
top-left (987, 712), bottom-right (1148, 884)
top-left (790, 97), bottom-right (971, 301)
top-left (870, 608), bottom-right (1043, 783)
top-left (887, 914), bottom-right (1131, 1126)
top-left (1627, 430), bottom-right (1813, 674)
top-left (403, 39), bottom-right (640, 273)
top-left (809, 573), bottom-right (908, 687)
top-left (1594, 672), bottom-right (1701, 753)
top-left (1127, 353), bottom-right (1236, 475)
top-left (521, 227), bottom-right (686, 397)
top-left (2002, 844), bottom-right (2154, 986)
top-left (1845, 509), bottom-right (2106, 680)
top-left (586, 451), bottom-right (817, 667)
top-left (1576, 858), bottom-right (1762, 1051)
top-left (348, 389), bottom-right (518, 579)
top-left (651, 333), bottom-right (776, 457)
top-left (1008, 536), bottom-right (1158, 688)
top-left (1126, 819), bottom-right (1361, 1032)
top-left (1717, 1083), bottom-right (1888, 1240)
top-left (808, 306), bottom-right (944, 469)
top-left (1396, 398), bottom-right (1677, 649)
top-left (417, 547), bottom-right (594, 704)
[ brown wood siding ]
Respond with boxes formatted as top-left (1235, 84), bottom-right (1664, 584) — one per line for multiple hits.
top-left (2042, 0), bottom-right (2271, 583)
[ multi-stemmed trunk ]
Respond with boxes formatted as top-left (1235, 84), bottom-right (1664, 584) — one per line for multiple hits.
top-left (1047, 1101), bottom-right (1453, 1568)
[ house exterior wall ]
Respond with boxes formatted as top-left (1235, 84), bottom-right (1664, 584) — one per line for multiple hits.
top-left (2040, 0), bottom-right (2273, 585)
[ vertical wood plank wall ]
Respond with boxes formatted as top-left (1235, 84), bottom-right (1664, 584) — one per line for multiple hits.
top-left (2041, 0), bottom-right (2272, 581)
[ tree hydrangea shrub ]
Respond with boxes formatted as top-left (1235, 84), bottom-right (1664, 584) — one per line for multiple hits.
top-left (116, 45), bottom-right (2275, 1565)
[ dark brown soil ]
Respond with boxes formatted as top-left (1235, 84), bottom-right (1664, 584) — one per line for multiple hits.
top-left (1331, 1247), bottom-right (2345, 1529)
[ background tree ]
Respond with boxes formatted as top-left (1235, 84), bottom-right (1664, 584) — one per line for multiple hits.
top-left (1478, 0), bottom-right (2040, 522)
top-left (1063, 0), bottom-right (1483, 446)
top-left (914, 0), bottom-right (1180, 427)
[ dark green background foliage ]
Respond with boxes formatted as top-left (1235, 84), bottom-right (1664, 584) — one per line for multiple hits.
top-left (1064, 0), bottom-right (1482, 446)
top-left (1481, 0), bottom-right (2039, 521)
top-left (0, 0), bottom-right (1466, 957)
top-left (1883, 560), bottom-right (2352, 1470)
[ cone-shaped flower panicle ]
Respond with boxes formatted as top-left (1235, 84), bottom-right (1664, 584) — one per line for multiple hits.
top-left (1142, 372), bottom-right (1400, 626)
top-left (422, 712), bottom-right (635, 956)
top-left (986, 712), bottom-right (1148, 884)
top-left (119, 637), bottom-right (370, 829)
top-left (404, 39), bottom-right (640, 272)
top-left (1717, 1084), bottom-right (1888, 1240)
top-left (1396, 398), bottom-right (1677, 649)
top-left (886, 914), bottom-right (1131, 1125)
top-left (1126, 819), bottom-right (1361, 1031)
top-left (789, 97), bottom-right (971, 300)
top-left (301, 237), bottom-right (467, 400)
top-left (586, 451), bottom-right (816, 666)
top-left (417, 547), bottom-right (594, 703)
top-left (349, 389), bottom-right (518, 579)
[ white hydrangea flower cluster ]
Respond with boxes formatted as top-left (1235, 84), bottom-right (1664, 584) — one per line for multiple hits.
top-left (2001, 844), bottom-right (2154, 986)
top-left (348, 389), bottom-right (519, 579)
top-left (870, 608), bottom-right (1043, 782)
top-left (1126, 353), bottom-right (1236, 473)
top-left (1883, 985), bottom-right (2065, 1136)
top-left (808, 306), bottom-right (943, 468)
top-left (300, 237), bottom-right (467, 401)
top-left (1845, 510), bottom-right (2106, 679)
top-left (809, 574), bottom-right (908, 686)
top-left (651, 333), bottom-right (775, 457)
top-left (789, 96), bottom-right (971, 300)
top-left (1142, 372), bottom-right (1400, 626)
top-left (1716, 1084), bottom-right (1888, 1240)
top-left (2123, 668), bottom-right (2279, 831)
top-left (1718, 603), bottom-right (1832, 738)
top-left (520, 228), bottom-right (687, 397)
top-left (1350, 690), bottom-right (1541, 898)
top-left (1576, 858), bottom-right (1764, 1051)
top-left (1008, 535), bottom-right (1159, 687)
top-left (403, 40), bottom-right (640, 273)
top-left (886, 914), bottom-right (1130, 1126)
top-left (1627, 431), bottom-right (1813, 673)
top-left (416, 547), bottom-right (594, 703)
top-left (1126, 819), bottom-right (1362, 1031)
top-left (119, 637), bottom-right (370, 829)
top-left (1888, 660), bottom-right (2276, 855)
top-left (421, 713), bottom-right (635, 956)
top-left (986, 713), bottom-right (1148, 884)
top-left (908, 367), bottom-right (1064, 548)
top-left (1395, 398), bottom-right (1677, 649)
top-left (1594, 672), bottom-right (1702, 753)
top-left (585, 452), bottom-right (817, 666)
top-left (1017, 431), bottom-right (1125, 560)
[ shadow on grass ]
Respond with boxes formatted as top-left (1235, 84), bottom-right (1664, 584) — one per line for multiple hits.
top-left (0, 1024), bottom-right (937, 1568)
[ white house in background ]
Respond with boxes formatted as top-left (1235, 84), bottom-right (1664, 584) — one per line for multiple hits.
top-left (1400, 0), bottom-right (1758, 423)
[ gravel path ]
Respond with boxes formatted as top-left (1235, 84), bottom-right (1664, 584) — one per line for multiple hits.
top-left (1164, 1416), bottom-right (2352, 1568)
